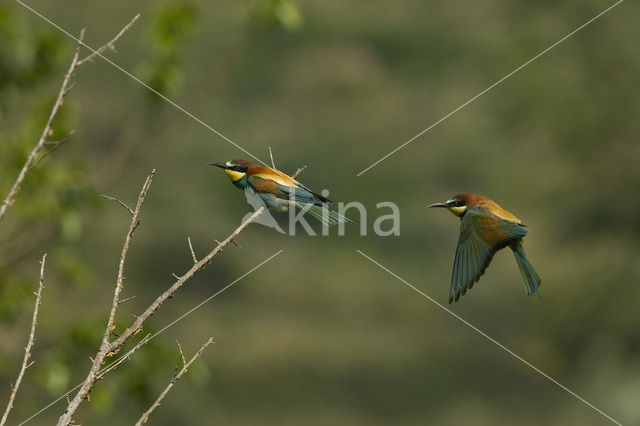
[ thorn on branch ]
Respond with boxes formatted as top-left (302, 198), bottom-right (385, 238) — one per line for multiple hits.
top-left (216, 238), bottom-right (240, 248)
top-left (0, 28), bottom-right (86, 223)
top-left (27, 137), bottom-right (69, 173)
top-left (268, 146), bottom-right (276, 169)
top-left (96, 334), bottom-right (151, 381)
top-left (101, 194), bottom-right (134, 215)
top-left (117, 295), bottom-right (137, 305)
top-left (134, 338), bottom-right (214, 426)
top-left (292, 165), bottom-right (307, 179)
top-left (60, 183), bottom-right (268, 425)
top-left (62, 81), bottom-right (76, 97)
top-left (77, 14), bottom-right (141, 66)
top-left (175, 340), bottom-right (186, 367)
top-left (187, 237), bottom-right (198, 264)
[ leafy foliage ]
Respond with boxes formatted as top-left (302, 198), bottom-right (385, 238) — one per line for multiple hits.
top-left (137, 2), bottom-right (198, 101)
top-left (246, 0), bottom-right (304, 32)
top-left (0, 1), bottom-right (200, 417)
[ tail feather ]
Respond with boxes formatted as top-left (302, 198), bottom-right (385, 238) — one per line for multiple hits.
top-left (296, 202), bottom-right (356, 226)
top-left (511, 242), bottom-right (542, 299)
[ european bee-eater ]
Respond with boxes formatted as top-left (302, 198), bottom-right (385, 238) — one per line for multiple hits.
top-left (429, 193), bottom-right (541, 303)
top-left (207, 159), bottom-right (352, 225)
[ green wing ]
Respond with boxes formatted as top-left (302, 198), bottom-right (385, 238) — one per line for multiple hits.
top-left (247, 175), bottom-right (328, 205)
top-left (449, 207), bottom-right (527, 303)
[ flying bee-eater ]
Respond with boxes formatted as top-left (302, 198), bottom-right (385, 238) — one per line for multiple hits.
top-left (429, 193), bottom-right (541, 303)
top-left (207, 159), bottom-right (352, 226)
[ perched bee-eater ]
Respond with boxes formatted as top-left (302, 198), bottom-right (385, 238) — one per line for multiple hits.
top-left (429, 193), bottom-right (541, 303)
top-left (207, 159), bottom-right (352, 225)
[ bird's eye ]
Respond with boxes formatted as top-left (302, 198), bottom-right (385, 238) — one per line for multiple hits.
top-left (448, 200), bottom-right (464, 207)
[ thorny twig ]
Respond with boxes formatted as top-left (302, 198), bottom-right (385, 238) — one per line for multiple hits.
top-left (0, 31), bottom-right (84, 223)
top-left (101, 195), bottom-right (134, 216)
top-left (187, 237), bottom-right (198, 264)
top-left (176, 340), bottom-right (186, 366)
top-left (95, 334), bottom-right (151, 381)
top-left (0, 13), bottom-right (139, 224)
top-left (57, 173), bottom-right (266, 425)
top-left (77, 14), bottom-right (140, 66)
top-left (0, 254), bottom-right (47, 426)
top-left (292, 165), bottom-right (307, 179)
top-left (134, 338), bottom-right (214, 426)
top-left (268, 146), bottom-right (276, 169)
top-left (57, 170), bottom-right (154, 425)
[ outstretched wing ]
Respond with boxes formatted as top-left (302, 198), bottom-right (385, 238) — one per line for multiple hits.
top-left (449, 207), bottom-right (527, 303)
top-left (248, 174), bottom-right (330, 205)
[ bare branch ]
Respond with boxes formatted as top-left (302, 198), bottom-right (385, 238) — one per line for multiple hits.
top-left (27, 133), bottom-right (72, 173)
top-left (77, 14), bottom-right (140, 66)
top-left (107, 170), bottom-right (154, 339)
top-left (109, 206), bottom-right (266, 351)
top-left (61, 81), bottom-right (76, 97)
top-left (187, 237), bottom-right (198, 264)
top-left (268, 146), bottom-right (276, 169)
top-left (214, 238), bottom-right (240, 248)
top-left (1, 254), bottom-right (47, 426)
top-left (57, 173), bottom-right (266, 425)
top-left (101, 194), bottom-right (134, 215)
top-left (292, 165), bottom-right (307, 179)
top-left (0, 13), bottom-right (140, 224)
top-left (117, 295), bottom-right (137, 305)
top-left (0, 31), bottom-right (84, 223)
top-left (175, 340), bottom-right (186, 367)
top-left (95, 334), bottom-right (151, 381)
top-left (134, 338), bottom-right (214, 426)
top-left (56, 169), bottom-right (154, 426)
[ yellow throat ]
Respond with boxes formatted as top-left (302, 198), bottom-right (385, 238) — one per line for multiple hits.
top-left (446, 199), bottom-right (467, 217)
top-left (224, 169), bottom-right (246, 182)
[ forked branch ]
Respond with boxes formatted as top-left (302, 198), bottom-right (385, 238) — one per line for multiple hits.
top-left (0, 13), bottom-right (139, 224)
top-left (57, 170), bottom-right (154, 425)
top-left (134, 338), bottom-right (214, 426)
top-left (77, 14), bottom-right (140, 66)
top-left (57, 171), bottom-right (265, 425)
top-left (0, 32), bottom-right (83, 223)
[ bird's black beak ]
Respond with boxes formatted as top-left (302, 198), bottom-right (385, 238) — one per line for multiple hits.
top-left (427, 202), bottom-right (448, 208)
top-left (205, 162), bottom-right (228, 169)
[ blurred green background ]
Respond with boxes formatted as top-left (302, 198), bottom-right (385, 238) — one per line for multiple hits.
top-left (1, 0), bottom-right (639, 424)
